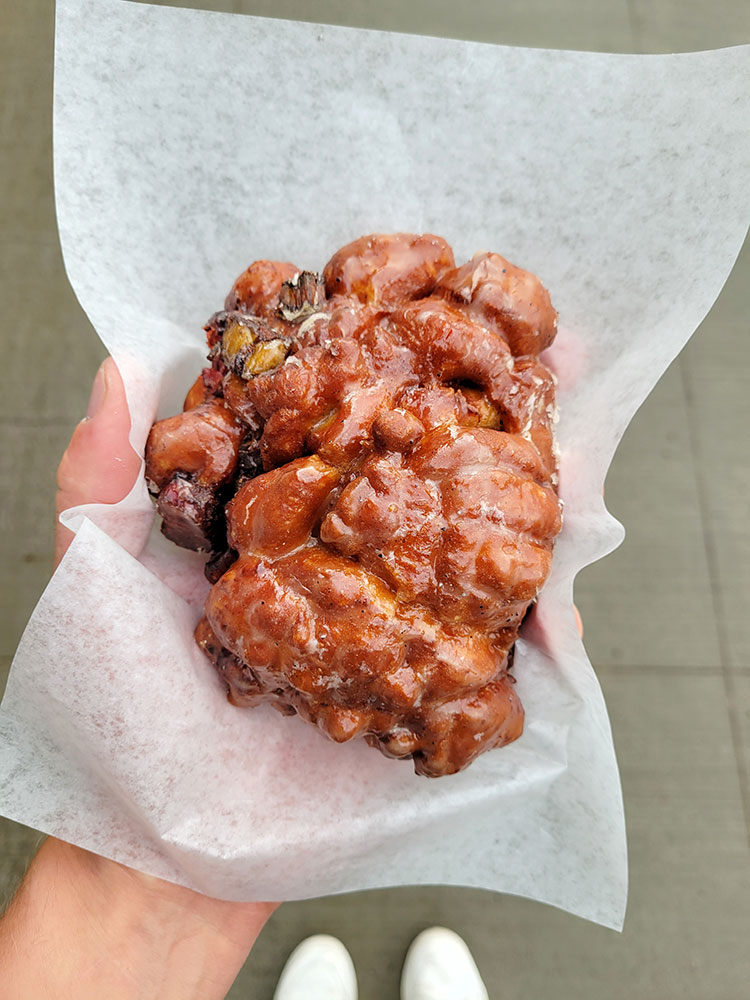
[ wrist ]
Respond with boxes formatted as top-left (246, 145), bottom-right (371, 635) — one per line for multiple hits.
top-left (0, 838), bottom-right (275, 1000)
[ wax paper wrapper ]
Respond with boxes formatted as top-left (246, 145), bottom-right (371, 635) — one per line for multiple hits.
top-left (1, 0), bottom-right (749, 931)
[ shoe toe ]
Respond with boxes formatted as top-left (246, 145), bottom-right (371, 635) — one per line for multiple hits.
top-left (401, 927), bottom-right (489, 1000)
top-left (273, 934), bottom-right (358, 1000)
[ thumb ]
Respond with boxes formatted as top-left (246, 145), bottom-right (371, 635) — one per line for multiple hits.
top-left (55, 357), bottom-right (142, 568)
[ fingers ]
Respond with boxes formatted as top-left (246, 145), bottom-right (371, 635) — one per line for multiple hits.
top-left (55, 357), bottom-right (141, 568)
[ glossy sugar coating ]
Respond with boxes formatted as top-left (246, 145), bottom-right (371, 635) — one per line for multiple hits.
top-left (146, 233), bottom-right (562, 776)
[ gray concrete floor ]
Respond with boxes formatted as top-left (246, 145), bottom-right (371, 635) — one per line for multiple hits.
top-left (1, 0), bottom-right (749, 997)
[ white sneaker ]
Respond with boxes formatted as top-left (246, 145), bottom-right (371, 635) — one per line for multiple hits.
top-left (401, 927), bottom-right (489, 1000)
top-left (273, 934), bottom-right (358, 1000)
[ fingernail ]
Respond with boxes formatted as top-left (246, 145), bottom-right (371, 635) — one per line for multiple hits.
top-left (87, 362), bottom-right (109, 418)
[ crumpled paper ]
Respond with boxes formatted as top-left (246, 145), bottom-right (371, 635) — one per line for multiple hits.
top-left (1, 0), bottom-right (748, 930)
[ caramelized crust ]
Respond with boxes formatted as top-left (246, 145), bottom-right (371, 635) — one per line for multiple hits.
top-left (145, 400), bottom-right (243, 491)
top-left (324, 233), bottom-right (455, 307)
top-left (225, 259), bottom-right (300, 315)
top-left (436, 251), bottom-right (558, 357)
top-left (145, 232), bottom-right (562, 775)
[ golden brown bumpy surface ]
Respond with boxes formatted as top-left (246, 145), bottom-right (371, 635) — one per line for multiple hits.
top-left (145, 233), bottom-right (562, 776)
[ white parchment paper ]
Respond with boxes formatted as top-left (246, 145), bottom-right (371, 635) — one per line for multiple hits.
top-left (1, 0), bottom-right (749, 930)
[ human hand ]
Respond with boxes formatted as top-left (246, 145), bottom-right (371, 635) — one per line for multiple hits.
top-left (0, 357), bottom-right (276, 1000)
